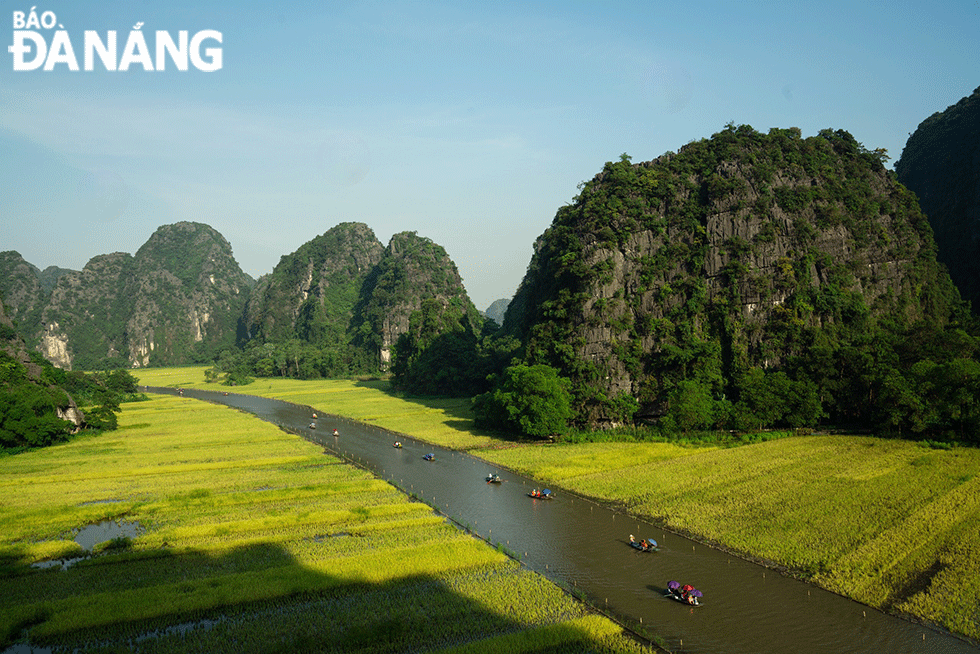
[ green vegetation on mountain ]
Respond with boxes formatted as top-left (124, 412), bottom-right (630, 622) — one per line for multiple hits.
top-left (10, 223), bottom-right (254, 371)
top-left (353, 231), bottom-right (487, 395)
top-left (219, 228), bottom-right (488, 391)
top-left (492, 125), bottom-right (978, 443)
top-left (0, 252), bottom-right (46, 336)
top-left (230, 222), bottom-right (386, 380)
top-left (896, 85), bottom-right (980, 315)
top-left (0, 294), bottom-right (138, 451)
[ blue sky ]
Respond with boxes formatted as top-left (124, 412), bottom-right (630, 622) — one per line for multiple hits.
top-left (2, 1), bottom-right (978, 310)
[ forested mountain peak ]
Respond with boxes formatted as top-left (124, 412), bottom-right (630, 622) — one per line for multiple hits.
top-left (352, 231), bottom-right (483, 368)
top-left (503, 124), bottom-right (968, 431)
top-left (33, 222), bottom-right (253, 369)
top-left (895, 86), bottom-right (980, 314)
top-left (242, 221), bottom-right (386, 346)
top-left (133, 221), bottom-right (253, 290)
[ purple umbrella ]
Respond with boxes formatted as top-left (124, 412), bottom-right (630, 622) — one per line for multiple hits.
top-left (667, 580), bottom-right (681, 590)
top-left (690, 589), bottom-right (703, 598)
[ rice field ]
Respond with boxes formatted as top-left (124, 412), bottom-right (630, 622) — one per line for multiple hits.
top-left (0, 394), bottom-right (651, 653)
top-left (483, 437), bottom-right (980, 640)
top-left (136, 367), bottom-right (494, 450)
top-left (131, 368), bottom-right (980, 641)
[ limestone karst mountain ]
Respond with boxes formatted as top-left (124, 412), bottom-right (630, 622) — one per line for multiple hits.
top-left (502, 125), bottom-right (965, 426)
top-left (895, 85), bottom-right (980, 314)
top-left (22, 222), bottom-right (254, 369)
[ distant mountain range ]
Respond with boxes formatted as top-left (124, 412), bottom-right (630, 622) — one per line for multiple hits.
top-left (1, 221), bottom-right (486, 373)
top-left (3, 92), bottom-right (980, 436)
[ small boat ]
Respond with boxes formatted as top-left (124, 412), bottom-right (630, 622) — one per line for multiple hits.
top-left (308, 422), bottom-right (316, 429)
top-left (393, 441), bottom-right (403, 448)
top-left (485, 474), bottom-right (502, 484)
top-left (527, 489), bottom-right (554, 499)
top-left (423, 453), bottom-right (435, 461)
top-left (629, 537), bottom-right (658, 552)
top-left (665, 581), bottom-right (702, 606)
top-left (332, 429), bottom-right (339, 437)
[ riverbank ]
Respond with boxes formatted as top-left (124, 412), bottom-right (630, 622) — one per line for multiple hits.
top-left (0, 394), bottom-right (651, 653)
top-left (132, 367), bottom-right (980, 642)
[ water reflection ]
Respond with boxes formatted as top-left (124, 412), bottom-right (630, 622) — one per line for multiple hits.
top-left (74, 519), bottom-right (142, 551)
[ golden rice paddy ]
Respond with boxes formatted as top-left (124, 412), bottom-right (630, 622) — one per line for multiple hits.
top-left (130, 367), bottom-right (980, 640)
top-left (0, 392), bottom-right (650, 653)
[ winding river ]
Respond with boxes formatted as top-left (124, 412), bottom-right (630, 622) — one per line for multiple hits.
top-left (153, 387), bottom-right (979, 654)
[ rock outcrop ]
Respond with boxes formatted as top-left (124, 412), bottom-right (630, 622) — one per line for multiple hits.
top-left (351, 231), bottom-right (482, 367)
top-left (242, 222), bottom-right (385, 345)
top-left (36, 223), bottom-right (253, 369)
top-left (895, 86), bottom-right (980, 313)
top-left (504, 125), bottom-right (962, 424)
top-left (485, 298), bottom-right (510, 326)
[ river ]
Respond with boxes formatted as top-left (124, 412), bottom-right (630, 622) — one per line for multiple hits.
top-left (154, 387), bottom-right (979, 654)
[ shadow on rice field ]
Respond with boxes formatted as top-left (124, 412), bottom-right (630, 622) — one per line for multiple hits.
top-left (0, 392), bottom-right (651, 654)
top-left (2, 541), bottom-right (610, 653)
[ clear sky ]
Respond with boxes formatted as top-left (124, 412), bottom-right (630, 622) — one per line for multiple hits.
top-left (2, 1), bottom-right (978, 311)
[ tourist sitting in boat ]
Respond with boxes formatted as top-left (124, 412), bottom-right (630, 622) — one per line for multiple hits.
top-left (309, 422), bottom-right (316, 429)
top-left (332, 428), bottom-right (339, 436)
top-left (393, 441), bottom-right (402, 448)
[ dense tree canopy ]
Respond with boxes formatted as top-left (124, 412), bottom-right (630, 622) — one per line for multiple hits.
top-left (474, 364), bottom-right (574, 439)
top-left (495, 124), bottom-right (980, 444)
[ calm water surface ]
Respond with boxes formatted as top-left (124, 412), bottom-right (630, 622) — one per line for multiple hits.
top-left (154, 387), bottom-right (979, 654)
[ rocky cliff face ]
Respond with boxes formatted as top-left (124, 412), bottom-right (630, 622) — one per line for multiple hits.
top-left (0, 251), bottom-right (46, 331)
top-left (12, 219), bottom-right (477, 374)
top-left (485, 298), bottom-right (510, 326)
top-left (895, 86), bottom-right (980, 313)
top-left (0, 291), bottom-right (83, 430)
top-left (505, 125), bottom-right (959, 424)
top-left (243, 222), bottom-right (385, 345)
top-left (124, 222), bottom-right (253, 367)
top-left (37, 222), bottom-right (252, 369)
top-left (41, 252), bottom-right (134, 369)
top-left (240, 225), bottom-right (481, 374)
top-left (352, 231), bottom-right (483, 367)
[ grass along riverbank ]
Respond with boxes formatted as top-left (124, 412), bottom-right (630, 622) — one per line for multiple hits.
top-left (0, 393), bottom-right (651, 653)
top-left (133, 367), bottom-right (980, 641)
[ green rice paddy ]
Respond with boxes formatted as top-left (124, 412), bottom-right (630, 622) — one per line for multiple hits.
top-left (0, 392), bottom-right (650, 653)
top-left (131, 367), bottom-right (980, 640)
